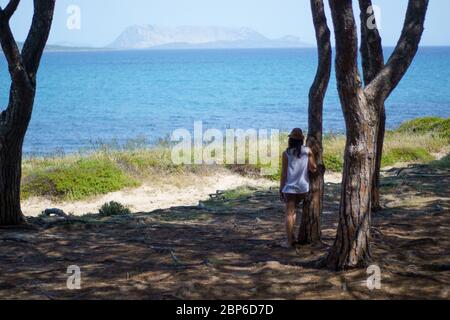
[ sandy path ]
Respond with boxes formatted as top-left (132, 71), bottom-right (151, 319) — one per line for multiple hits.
top-left (22, 173), bottom-right (275, 217)
top-left (22, 171), bottom-right (342, 217)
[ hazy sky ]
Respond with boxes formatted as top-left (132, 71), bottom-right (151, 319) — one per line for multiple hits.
top-left (5, 0), bottom-right (450, 47)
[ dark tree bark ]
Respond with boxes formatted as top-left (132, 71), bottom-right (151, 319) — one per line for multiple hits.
top-left (0, 0), bottom-right (55, 225)
top-left (325, 0), bottom-right (429, 270)
top-left (298, 0), bottom-right (331, 245)
top-left (324, 0), bottom-right (377, 269)
top-left (371, 107), bottom-right (385, 210)
top-left (358, 0), bottom-right (385, 211)
top-left (358, 0), bottom-right (384, 85)
top-left (360, 0), bottom-right (429, 210)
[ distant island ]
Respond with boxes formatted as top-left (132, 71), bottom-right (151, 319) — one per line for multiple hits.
top-left (18, 42), bottom-right (102, 52)
top-left (14, 26), bottom-right (312, 52)
top-left (108, 25), bottom-right (312, 50)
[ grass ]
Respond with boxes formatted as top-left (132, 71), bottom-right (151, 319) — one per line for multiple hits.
top-left (381, 147), bottom-right (434, 167)
top-left (379, 128), bottom-right (448, 168)
top-left (320, 118), bottom-right (448, 172)
top-left (221, 186), bottom-right (257, 200)
top-left (204, 186), bottom-right (257, 204)
top-left (430, 153), bottom-right (450, 170)
top-left (323, 135), bottom-right (346, 172)
top-left (21, 117), bottom-right (449, 201)
top-left (22, 145), bottom-right (215, 201)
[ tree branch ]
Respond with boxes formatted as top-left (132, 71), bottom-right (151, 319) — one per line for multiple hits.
top-left (358, 0), bottom-right (384, 86)
top-left (1, 0), bottom-right (20, 20)
top-left (308, 0), bottom-right (331, 145)
top-left (0, 21), bottom-right (23, 78)
top-left (366, 0), bottom-right (429, 100)
top-left (1, 0), bottom-right (54, 130)
top-left (328, 0), bottom-right (363, 114)
top-left (0, 0), bottom-right (23, 79)
top-left (21, 0), bottom-right (56, 83)
top-left (329, 0), bottom-right (361, 90)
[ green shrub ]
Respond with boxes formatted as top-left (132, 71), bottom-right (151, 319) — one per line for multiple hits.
top-left (22, 159), bottom-right (138, 200)
top-left (323, 153), bottom-right (344, 172)
top-left (398, 117), bottom-right (449, 137)
top-left (99, 201), bottom-right (131, 216)
top-left (22, 172), bottom-right (57, 200)
top-left (381, 147), bottom-right (433, 167)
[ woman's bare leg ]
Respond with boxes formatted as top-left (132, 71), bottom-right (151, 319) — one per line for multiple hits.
top-left (285, 198), bottom-right (297, 247)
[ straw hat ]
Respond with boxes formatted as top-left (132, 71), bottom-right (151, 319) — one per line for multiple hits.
top-left (288, 128), bottom-right (304, 141)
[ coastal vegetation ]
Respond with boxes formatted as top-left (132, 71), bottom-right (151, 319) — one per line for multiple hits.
top-left (99, 201), bottom-right (132, 216)
top-left (21, 117), bottom-right (449, 201)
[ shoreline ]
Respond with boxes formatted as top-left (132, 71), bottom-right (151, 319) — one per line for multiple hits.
top-left (20, 117), bottom-right (449, 215)
top-left (22, 117), bottom-right (449, 157)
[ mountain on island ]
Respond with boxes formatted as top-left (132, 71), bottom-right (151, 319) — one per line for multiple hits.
top-left (109, 25), bottom-right (311, 49)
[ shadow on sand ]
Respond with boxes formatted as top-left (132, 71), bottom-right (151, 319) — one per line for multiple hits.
top-left (0, 163), bottom-right (448, 299)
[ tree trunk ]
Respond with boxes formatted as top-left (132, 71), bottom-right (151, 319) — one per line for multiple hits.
top-left (0, 0), bottom-right (56, 226)
top-left (0, 133), bottom-right (26, 225)
top-left (371, 105), bottom-right (385, 210)
top-left (325, 98), bottom-right (377, 269)
top-left (298, 165), bottom-right (324, 244)
top-left (358, 0), bottom-right (385, 212)
top-left (363, 0), bottom-right (429, 211)
top-left (0, 89), bottom-right (34, 225)
top-left (324, 0), bottom-right (429, 271)
top-left (298, 0), bottom-right (331, 245)
top-left (324, 0), bottom-right (377, 269)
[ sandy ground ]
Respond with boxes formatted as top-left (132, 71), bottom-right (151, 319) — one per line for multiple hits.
top-left (22, 173), bottom-right (275, 217)
top-left (22, 172), bottom-right (342, 217)
top-left (0, 162), bottom-right (448, 299)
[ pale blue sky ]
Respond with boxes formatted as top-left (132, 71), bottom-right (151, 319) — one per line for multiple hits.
top-left (4, 0), bottom-right (450, 47)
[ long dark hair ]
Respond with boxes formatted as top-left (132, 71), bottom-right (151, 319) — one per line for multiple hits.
top-left (287, 137), bottom-right (305, 158)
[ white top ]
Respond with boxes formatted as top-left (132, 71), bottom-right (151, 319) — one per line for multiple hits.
top-left (282, 147), bottom-right (310, 194)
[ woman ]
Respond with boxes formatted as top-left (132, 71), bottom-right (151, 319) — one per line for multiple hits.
top-left (280, 128), bottom-right (317, 248)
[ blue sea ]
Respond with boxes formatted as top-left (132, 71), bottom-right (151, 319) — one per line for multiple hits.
top-left (0, 47), bottom-right (449, 154)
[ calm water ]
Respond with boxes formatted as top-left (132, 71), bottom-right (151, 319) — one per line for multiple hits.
top-left (0, 47), bottom-right (449, 154)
